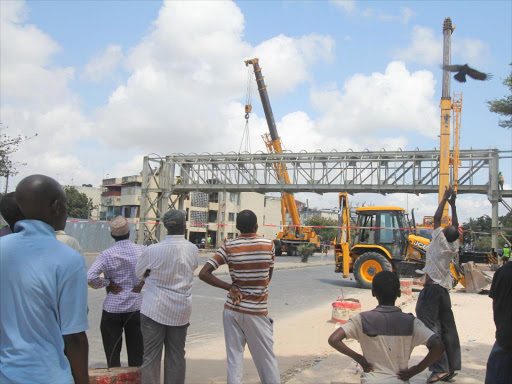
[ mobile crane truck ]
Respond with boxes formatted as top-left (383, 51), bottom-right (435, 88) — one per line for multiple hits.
top-left (245, 58), bottom-right (320, 256)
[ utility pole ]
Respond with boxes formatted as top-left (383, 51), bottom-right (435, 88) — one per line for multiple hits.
top-left (439, 17), bottom-right (454, 221)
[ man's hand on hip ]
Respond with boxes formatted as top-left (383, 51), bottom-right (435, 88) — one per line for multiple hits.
top-left (229, 285), bottom-right (242, 305)
top-left (106, 281), bottom-right (122, 294)
top-left (131, 281), bottom-right (145, 293)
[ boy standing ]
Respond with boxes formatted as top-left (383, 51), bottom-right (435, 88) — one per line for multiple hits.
top-left (328, 271), bottom-right (444, 383)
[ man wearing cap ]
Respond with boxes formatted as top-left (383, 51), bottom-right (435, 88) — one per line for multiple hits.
top-left (136, 209), bottom-right (199, 384)
top-left (87, 216), bottom-right (146, 368)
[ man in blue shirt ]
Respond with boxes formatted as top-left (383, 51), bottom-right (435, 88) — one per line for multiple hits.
top-left (0, 175), bottom-right (89, 384)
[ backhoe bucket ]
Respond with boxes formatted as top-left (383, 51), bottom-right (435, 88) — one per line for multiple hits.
top-left (463, 261), bottom-right (492, 293)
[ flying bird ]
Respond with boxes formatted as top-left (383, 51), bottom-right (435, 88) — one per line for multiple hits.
top-left (442, 64), bottom-right (492, 83)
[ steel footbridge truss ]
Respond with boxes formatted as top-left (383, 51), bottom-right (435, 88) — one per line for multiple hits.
top-left (139, 148), bottom-right (509, 244)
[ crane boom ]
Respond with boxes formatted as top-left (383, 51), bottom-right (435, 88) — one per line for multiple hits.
top-left (245, 58), bottom-right (301, 226)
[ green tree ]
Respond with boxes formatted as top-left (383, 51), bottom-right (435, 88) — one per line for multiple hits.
top-left (487, 63), bottom-right (512, 129)
top-left (65, 186), bottom-right (95, 219)
top-left (1, 123), bottom-right (37, 193)
top-left (306, 217), bottom-right (339, 242)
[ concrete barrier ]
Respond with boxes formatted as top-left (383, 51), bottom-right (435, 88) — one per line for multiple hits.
top-left (400, 278), bottom-right (413, 302)
top-left (331, 299), bottom-right (361, 324)
top-left (89, 367), bottom-right (141, 384)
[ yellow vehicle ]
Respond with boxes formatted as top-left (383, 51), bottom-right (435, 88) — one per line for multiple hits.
top-left (245, 58), bottom-right (320, 256)
top-left (334, 193), bottom-right (464, 289)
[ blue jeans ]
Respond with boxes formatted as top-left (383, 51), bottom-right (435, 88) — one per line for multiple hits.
top-left (485, 341), bottom-right (512, 384)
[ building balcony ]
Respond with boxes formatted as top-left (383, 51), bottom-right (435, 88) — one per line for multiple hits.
top-left (102, 190), bottom-right (121, 197)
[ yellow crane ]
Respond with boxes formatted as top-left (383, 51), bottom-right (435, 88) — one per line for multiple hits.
top-left (244, 58), bottom-right (320, 256)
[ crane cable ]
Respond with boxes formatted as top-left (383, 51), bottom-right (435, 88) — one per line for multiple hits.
top-left (239, 66), bottom-right (253, 154)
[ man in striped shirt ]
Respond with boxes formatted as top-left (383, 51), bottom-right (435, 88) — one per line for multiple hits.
top-left (199, 210), bottom-right (280, 384)
top-left (136, 210), bottom-right (199, 384)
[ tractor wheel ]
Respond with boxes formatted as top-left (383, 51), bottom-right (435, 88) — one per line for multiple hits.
top-left (273, 239), bottom-right (282, 256)
top-left (353, 252), bottom-right (392, 289)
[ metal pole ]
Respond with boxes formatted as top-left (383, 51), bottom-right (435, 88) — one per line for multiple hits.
top-left (137, 156), bottom-right (150, 244)
top-left (489, 149), bottom-right (499, 251)
top-left (439, 17), bottom-right (453, 219)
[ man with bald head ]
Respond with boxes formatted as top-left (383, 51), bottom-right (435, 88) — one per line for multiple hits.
top-left (416, 186), bottom-right (461, 383)
top-left (0, 175), bottom-right (89, 384)
top-left (136, 209), bottom-right (199, 384)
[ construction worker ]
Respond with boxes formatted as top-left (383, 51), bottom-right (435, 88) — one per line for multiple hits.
top-left (498, 172), bottom-right (504, 191)
top-left (502, 243), bottom-right (510, 265)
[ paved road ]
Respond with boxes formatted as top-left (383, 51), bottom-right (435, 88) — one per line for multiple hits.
top-left (87, 263), bottom-right (361, 368)
top-left (84, 252), bottom-right (332, 270)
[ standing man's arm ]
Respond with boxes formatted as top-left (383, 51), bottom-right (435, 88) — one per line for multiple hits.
top-left (199, 246), bottom-right (242, 304)
top-left (397, 336), bottom-right (444, 381)
top-left (59, 260), bottom-right (90, 384)
top-left (199, 264), bottom-right (242, 304)
top-left (434, 186), bottom-right (453, 229)
top-left (87, 252), bottom-right (121, 294)
top-left (63, 332), bottom-right (89, 384)
top-left (135, 249), bottom-right (152, 280)
top-left (448, 190), bottom-right (458, 228)
top-left (328, 327), bottom-right (374, 373)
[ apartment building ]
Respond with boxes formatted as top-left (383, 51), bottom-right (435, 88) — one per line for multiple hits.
top-left (187, 191), bottom-right (282, 246)
top-left (100, 174), bottom-right (282, 246)
top-left (73, 185), bottom-right (102, 220)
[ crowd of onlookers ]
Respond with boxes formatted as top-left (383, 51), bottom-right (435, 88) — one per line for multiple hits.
top-left (0, 176), bottom-right (510, 384)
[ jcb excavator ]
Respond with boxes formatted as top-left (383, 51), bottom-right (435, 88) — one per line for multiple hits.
top-left (334, 192), bottom-right (465, 289)
top-left (245, 58), bottom-right (320, 256)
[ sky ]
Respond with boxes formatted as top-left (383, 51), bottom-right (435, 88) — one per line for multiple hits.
top-left (1, 0), bottom-right (511, 224)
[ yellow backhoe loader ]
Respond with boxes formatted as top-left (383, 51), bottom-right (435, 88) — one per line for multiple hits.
top-left (334, 193), bottom-right (465, 289)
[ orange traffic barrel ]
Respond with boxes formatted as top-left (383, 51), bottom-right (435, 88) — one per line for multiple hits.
top-left (331, 298), bottom-right (361, 324)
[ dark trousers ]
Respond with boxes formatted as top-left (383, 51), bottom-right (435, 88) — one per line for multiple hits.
top-left (416, 283), bottom-right (461, 373)
top-left (140, 313), bottom-right (189, 384)
top-left (100, 310), bottom-right (143, 367)
top-left (485, 341), bottom-right (512, 384)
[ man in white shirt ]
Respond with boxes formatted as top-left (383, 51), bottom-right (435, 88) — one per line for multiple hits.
top-left (55, 229), bottom-right (82, 252)
top-left (328, 271), bottom-right (444, 383)
top-left (416, 186), bottom-right (461, 383)
top-left (136, 210), bottom-right (199, 384)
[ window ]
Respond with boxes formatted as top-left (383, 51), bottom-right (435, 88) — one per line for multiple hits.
top-left (378, 212), bottom-right (399, 244)
top-left (208, 210), bottom-right (218, 223)
top-left (230, 193), bottom-right (236, 202)
top-left (221, 212), bottom-right (225, 222)
top-left (209, 192), bottom-right (219, 203)
top-left (228, 212), bottom-right (235, 222)
top-left (220, 232), bottom-right (224, 241)
top-left (228, 232), bottom-right (234, 239)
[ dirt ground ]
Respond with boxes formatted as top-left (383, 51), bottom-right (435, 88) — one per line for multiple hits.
top-left (183, 283), bottom-right (495, 384)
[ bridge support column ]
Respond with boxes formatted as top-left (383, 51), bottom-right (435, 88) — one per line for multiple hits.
top-left (489, 149), bottom-right (500, 252)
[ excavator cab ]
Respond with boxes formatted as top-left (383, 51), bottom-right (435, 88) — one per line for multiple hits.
top-left (352, 207), bottom-right (409, 259)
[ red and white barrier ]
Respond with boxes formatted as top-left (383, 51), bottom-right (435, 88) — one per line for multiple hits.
top-left (331, 299), bottom-right (361, 324)
top-left (400, 278), bottom-right (413, 297)
top-left (89, 367), bottom-right (141, 384)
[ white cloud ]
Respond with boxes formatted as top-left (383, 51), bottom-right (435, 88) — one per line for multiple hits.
top-left (332, 1), bottom-right (414, 23)
top-left (82, 45), bottom-right (123, 82)
top-left (93, 1), bottom-right (335, 154)
top-left (330, 0), bottom-right (357, 13)
top-left (394, 25), bottom-right (491, 66)
top-left (310, 61), bottom-right (438, 139)
top-left (0, 0), bottom-right (94, 187)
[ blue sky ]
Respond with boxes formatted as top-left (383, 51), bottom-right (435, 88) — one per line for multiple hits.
top-left (1, 0), bottom-right (511, 222)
